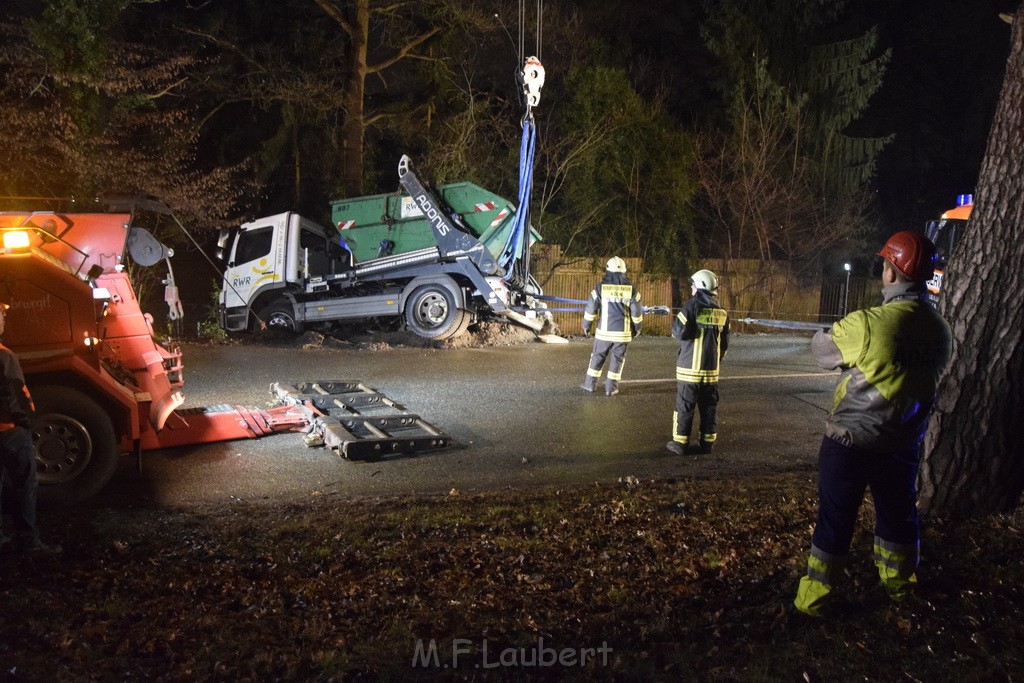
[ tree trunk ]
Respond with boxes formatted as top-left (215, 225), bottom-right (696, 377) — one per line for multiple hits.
top-left (341, 0), bottom-right (369, 197)
top-left (919, 6), bottom-right (1024, 518)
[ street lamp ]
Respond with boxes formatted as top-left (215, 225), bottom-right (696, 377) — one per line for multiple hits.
top-left (843, 263), bottom-right (851, 316)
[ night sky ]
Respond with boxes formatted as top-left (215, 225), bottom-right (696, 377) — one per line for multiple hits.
top-left (865, 0), bottom-right (1016, 230)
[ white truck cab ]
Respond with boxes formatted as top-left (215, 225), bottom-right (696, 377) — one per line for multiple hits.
top-left (220, 212), bottom-right (345, 331)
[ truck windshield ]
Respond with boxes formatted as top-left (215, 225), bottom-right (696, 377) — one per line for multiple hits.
top-left (234, 226), bottom-right (273, 265)
top-left (925, 218), bottom-right (966, 267)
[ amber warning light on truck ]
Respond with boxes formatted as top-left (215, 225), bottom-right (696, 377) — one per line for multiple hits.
top-left (3, 229), bottom-right (31, 251)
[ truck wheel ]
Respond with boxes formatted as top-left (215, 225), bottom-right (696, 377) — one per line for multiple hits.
top-left (404, 284), bottom-right (471, 340)
top-left (30, 386), bottom-right (120, 507)
top-left (257, 301), bottom-right (305, 334)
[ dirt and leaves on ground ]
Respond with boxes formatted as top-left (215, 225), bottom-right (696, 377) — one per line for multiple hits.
top-left (2, 474), bottom-right (1021, 681)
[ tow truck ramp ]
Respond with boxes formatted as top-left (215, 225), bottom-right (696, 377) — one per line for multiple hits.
top-left (271, 381), bottom-right (451, 460)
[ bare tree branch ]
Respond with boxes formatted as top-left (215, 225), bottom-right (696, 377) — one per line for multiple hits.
top-left (312, 0), bottom-right (357, 38)
top-left (366, 27), bottom-right (440, 75)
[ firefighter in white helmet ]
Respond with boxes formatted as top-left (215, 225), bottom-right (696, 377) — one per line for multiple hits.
top-left (667, 269), bottom-right (729, 455)
top-left (580, 257), bottom-right (644, 396)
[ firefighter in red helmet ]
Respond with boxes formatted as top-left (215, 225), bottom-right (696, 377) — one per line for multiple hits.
top-left (877, 230), bottom-right (940, 280)
top-left (793, 231), bottom-right (952, 617)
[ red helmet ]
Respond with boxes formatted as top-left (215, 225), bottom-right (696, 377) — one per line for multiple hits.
top-left (877, 231), bottom-right (937, 281)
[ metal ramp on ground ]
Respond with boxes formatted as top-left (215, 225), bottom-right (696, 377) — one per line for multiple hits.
top-left (271, 381), bottom-right (451, 460)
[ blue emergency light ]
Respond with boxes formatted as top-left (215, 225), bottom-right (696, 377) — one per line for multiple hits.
top-left (956, 193), bottom-right (973, 206)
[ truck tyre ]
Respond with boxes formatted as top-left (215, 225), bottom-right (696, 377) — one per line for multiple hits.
top-left (30, 386), bottom-right (119, 507)
top-left (257, 301), bottom-right (305, 334)
top-left (404, 284), bottom-right (471, 340)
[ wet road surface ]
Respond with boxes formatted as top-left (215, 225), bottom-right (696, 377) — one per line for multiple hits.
top-left (93, 334), bottom-right (836, 509)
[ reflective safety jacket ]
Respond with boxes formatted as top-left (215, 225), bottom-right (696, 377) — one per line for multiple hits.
top-left (812, 282), bottom-right (952, 452)
top-left (584, 272), bottom-right (644, 343)
top-left (673, 290), bottom-right (729, 383)
top-left (1, 344), bottom-right (34, 432)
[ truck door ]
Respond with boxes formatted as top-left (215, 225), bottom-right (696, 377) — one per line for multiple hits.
top-left (291, 217), bottom-right (336, 280)
top-left (222, 214), bottom-right (288, 309)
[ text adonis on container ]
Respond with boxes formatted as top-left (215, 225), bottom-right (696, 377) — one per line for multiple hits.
top-left (411, 637), bottom-right (613, 670)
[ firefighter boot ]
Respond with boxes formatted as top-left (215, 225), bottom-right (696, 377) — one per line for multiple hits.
top-left (873, 536), bottom-right (919, 602)
top-left (580, 378), bottom-right (598, 393)
top-left (665, 441), bottom-right (687, 455)
top-left (794, 545), bottom-right (845, 618)
top-left (605, 380), bottom-right (619, 396)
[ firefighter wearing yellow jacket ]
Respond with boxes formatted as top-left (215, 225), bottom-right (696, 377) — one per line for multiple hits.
top-left (580, 257), bottom-right (644, 396)
top-left (667, 269), bottom-right (729, 455)
top-left (794, 231), bottom-right (952, 617)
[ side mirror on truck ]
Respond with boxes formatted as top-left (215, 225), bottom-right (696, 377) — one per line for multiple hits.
top-left (215, 227), bottom-right (237, 263)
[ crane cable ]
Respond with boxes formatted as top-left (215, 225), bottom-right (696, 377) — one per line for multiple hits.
top-left (499, 0), bottom-right (544, 287)
top-left (518, 0), bottom-right (542, 64)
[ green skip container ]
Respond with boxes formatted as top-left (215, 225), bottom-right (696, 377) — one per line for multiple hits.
top-left (330, 182), bottom-right (535, 263)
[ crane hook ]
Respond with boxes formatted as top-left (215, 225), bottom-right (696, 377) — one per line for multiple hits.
top-left (521, 56), bottom-right (545, 109)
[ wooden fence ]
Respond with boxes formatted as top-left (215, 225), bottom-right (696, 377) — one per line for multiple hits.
top-left (530, 245), bottom-right (873, 335)
top-left (532, 257), bottom-right (676, 335)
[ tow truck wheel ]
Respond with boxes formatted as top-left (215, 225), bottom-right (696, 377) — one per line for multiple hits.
top-left (30, 386), bottom-right (119, 507)
top-left (257, 301), bottom-right (305, 335)
top-left (404, 284), bottom-right (470, 340)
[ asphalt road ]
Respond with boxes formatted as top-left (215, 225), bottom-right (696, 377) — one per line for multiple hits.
top-left (94, 334), bottom-right (838, 509)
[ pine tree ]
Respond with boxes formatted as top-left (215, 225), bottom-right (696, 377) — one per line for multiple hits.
top-left (701, 0), bottom-right (892, 199)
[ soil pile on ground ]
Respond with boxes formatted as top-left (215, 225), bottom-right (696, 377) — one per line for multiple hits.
top-left (241, 320), bottom-right (546, 351)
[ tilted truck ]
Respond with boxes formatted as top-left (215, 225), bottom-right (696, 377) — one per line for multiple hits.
top-left (1, 196), bottom-right (452, 505)
top-left (218, 156), bottom-right (551, 341)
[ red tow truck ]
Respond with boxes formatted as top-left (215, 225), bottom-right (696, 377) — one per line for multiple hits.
top-left (1, 197), bottom-right (448, 505)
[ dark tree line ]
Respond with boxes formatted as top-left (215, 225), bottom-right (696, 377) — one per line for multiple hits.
top-left (0, 0), bottom-right (903, 271)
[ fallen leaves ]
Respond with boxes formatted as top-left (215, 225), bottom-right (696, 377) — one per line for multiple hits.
top-left (0, 476), bottom-right (1022, 680)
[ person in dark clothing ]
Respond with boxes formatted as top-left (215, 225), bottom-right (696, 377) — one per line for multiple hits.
top-left (667, 269), bottom-right (729, 455)
top-left (0, 300), bottom-right (59, 554)
top-left (580, 257), bottom-right (644, 396)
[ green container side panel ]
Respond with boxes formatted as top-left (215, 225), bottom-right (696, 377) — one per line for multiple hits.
top-left (329, 182), bottom-right (535, 263)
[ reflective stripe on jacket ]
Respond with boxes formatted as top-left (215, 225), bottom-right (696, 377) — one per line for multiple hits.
top-left (812, 282), bottom-right (952, 452)
top-left (673, 290), bottom-right (729, 383)
top-left (584, 273), bottom-right (644, 343)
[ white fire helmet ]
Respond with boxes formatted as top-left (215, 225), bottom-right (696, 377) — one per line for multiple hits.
top-left (606, 256), bottom-right (627, 273)
top-left (691, 269), bottom-right (719, 292)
